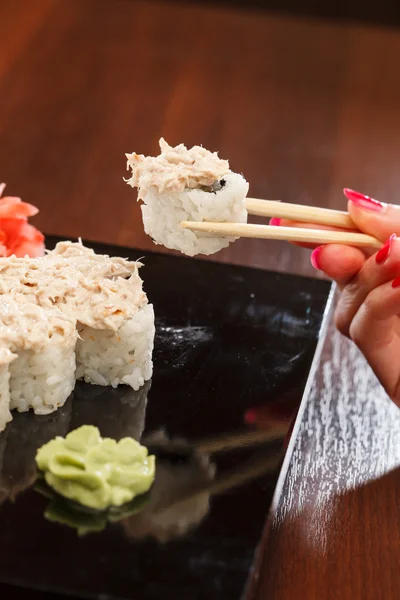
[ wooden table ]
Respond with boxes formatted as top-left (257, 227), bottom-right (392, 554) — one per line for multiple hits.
top-left (1, 1), bottom-right (399, 598)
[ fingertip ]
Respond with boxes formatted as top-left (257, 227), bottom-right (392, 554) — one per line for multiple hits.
top-left (310, 246), bottom-right (322, 270)
top-left (310, 244), bottom-right (366, 285)
top-left (269, 217), bottom-right (281, 226)
top-left (345, 194), bottom-right (400, 244)
top-left (344, 188), bottom-right (384, 211)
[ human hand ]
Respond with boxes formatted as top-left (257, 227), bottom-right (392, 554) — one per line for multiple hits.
top-left (272, 189), bottom-right (400, 406)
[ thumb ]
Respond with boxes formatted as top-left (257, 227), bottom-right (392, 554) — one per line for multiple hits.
top-left (344, 188), bottom-right (400, 242)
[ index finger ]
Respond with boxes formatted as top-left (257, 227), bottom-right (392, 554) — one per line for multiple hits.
top-left (272, 218), bottom-right (374, 255)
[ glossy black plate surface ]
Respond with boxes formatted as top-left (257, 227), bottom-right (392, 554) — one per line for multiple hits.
top-left (0, 236), bottom-right (331, 600)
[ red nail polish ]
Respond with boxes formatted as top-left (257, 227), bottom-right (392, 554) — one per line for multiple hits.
top-left (343, 188), bottom-right (383, 212)
top-left (376, 234), bottom-right (397, 264)
top-left (310, 246), bottom-right (322, 270)
top-left (392, 276), bottom-right (400, 289)
top-left (269, 218), bottom-right (281, 226)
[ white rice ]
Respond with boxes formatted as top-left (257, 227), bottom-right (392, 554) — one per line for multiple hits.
top-left (9, 343), bottom-right (76, 416)
top-left (75, 304), bottom-right (155, 391)
top-left (140, 172), bottom-right (249, 256)
top-left (0, 351), bottom-right (14, 433)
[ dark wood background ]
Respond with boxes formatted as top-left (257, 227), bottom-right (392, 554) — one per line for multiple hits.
top-left (157, 0), bottom-right (400, 28)
top-left (0, 1), bottom-right (399, 598)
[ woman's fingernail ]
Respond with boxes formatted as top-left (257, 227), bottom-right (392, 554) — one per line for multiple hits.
top-left (343, 188), bottom-right (384, 212)
top-left (310, 246), bottom-right (322, 270)
top-left (376, 234), bottom-right (397, 265)
top-left (269, 218), bottom-right (281, 226)
top-left (392, 276), bottom-right (400, 289)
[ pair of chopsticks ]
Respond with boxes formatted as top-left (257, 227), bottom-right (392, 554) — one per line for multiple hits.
top-left (181, 198), bottom-right (382, 249)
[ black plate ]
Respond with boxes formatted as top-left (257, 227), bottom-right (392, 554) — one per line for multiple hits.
top-left (0, 236), bottom-right (331, 600)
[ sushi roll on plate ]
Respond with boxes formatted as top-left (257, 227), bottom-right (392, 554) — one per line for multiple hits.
top-left (0, 241), bottom-right (155, 434)
top-left (0, 300), bottom-right (77, 418)
top-left (125, 138), bottom-right (249, 256)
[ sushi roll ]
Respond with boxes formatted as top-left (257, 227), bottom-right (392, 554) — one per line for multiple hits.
top-left (125, 138), bottom-right (249, 257)
top-left (0, 241), bottom-right (155, 434)
top-left (0, 241), bottom-right (155, 391)
top-left (48, 242), bottom-right (155, 390)
top-left (0, 348), bottom-right (15, 433)
top-left (75, 303), bottom-right (155, 391)
top-left (0, 300), bottom-right (77, 417)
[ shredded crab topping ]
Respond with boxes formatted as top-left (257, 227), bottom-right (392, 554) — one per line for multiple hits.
top-left (0, 298), bottom-right (76, 353)
top-left (0, 242), bottom-right (147, 358)
top-left (125, 138), bottom-right (231, 199)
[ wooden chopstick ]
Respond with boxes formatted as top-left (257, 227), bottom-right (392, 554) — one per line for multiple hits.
top-left (245, 198), bottom-right (355, 229)
top-left (180, 221), bottom-right (381, 249)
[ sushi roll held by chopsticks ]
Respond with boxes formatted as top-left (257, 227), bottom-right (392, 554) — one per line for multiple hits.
top-left (125, 140), bottom-right (382, 253)
top-left (125, 138), bottom-right (249, 257)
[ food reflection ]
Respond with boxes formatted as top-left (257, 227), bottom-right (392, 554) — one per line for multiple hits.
top-left (35, 478), bottom-right (150, 537)
top-left (122, 430), bottom-right (216, 543)
top-left (0, 400), bottom-right (72, 503)
top-left (0, 428), bottom-right (8, 505)
top-left (121, 428), bottom-right (283, 544)
top-left (71, 380), bottom-right (150, 441)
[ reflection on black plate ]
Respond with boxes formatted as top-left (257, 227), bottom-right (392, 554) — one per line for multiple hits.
top-left (34, 478), bottom-right (151, 537)
top-left (0, 402), bottom-right (72, 505)
top-left (0, 237), bottom-right (331, 600)
top-left (123, 430), bottom-right (217, 544)
top-left (33, 428), bottom-right (282, 546)
top-left (71, 380), bottom-right (150, 441)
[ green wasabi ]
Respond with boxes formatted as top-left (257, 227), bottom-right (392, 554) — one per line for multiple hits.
top-left (35, 425), bottom-right (155, 510)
